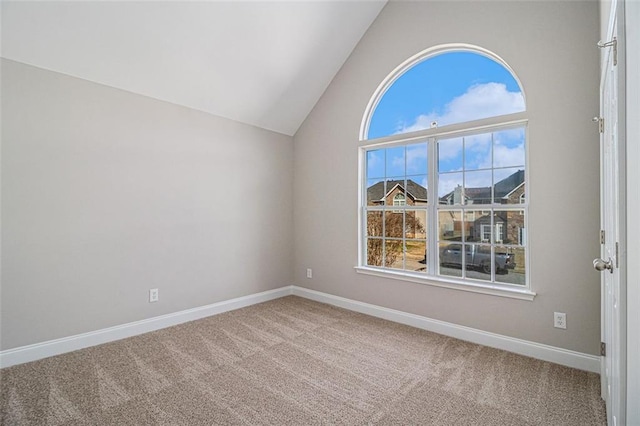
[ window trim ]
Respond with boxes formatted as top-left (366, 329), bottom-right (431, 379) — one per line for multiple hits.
top-left (357, 120), bottom-right (533, 300)
top-left (354, 265), bottom-right (535, 301)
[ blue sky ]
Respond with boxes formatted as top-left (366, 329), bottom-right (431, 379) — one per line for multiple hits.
top-left (366, 51), bottom-right (526, 196)
top-left (368, 51), bottom-right (524, 140)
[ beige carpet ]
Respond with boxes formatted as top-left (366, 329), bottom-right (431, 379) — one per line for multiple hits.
top-left (1, 296), bottom-right (606, 425)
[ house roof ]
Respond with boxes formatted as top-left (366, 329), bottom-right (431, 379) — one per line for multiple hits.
top-left (367, 179), bottom-right (428, 202)
top-left (494, 170), bottom-right (525, 198)
top-left (1, 1), bottom-right (386, 136)
top-left (463, 187), bottom-right (492, 202)
top-left (440, 169), bottom-right (524, 203)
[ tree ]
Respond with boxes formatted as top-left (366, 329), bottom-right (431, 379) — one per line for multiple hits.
top-left (367, 211), bottom-right (425, 267)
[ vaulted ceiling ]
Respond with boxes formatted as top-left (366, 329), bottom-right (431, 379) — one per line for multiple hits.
top-left (1, 1), bottom-right (386, 136)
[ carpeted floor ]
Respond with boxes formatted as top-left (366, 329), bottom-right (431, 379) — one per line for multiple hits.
top-left (0, 296), bottom-right (606, 425)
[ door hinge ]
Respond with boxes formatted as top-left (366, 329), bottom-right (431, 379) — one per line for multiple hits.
top-left (600, 230), bottom-right (606, 244)
top-left (598, 37), bottom-right (617, 66)
top-left (601, 342), bottom-right (606, 356)
top-left (592, 116), bottom-right (604, 133)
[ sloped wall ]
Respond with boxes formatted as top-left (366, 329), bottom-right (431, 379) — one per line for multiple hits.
top-left (1, 59), bottom-right (294, 350)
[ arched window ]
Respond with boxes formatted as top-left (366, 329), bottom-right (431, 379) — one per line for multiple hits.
top-left (393, 193), bottom-right (406, 207)
top-left (359, 45), bottom-right (529, 295)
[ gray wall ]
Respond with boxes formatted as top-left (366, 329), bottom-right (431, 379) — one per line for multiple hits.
top-left (293, 1), bottom-right (602, 354)
top-left (1, 59), bottom-right (294, 350)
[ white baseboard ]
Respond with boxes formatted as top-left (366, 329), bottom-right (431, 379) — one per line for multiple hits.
top-left (0, 286), bottom-right (293, 369)
top-left (291, 286), bottom-right (600, 373)
top-left (1, 285), bottom-right (600, 374)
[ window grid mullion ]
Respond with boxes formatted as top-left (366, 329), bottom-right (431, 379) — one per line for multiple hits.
top-left (402, 150), bottom-right (407, 271)
top-left (428, 137), bottom-right (438, 275)
top-left (461, 136), bottom-right (467, 278)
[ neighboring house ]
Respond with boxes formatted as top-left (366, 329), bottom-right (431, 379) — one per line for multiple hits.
top-left (365, 173), bottom-right (525, 246)
top-left (440, 169), bottom-right (525, 206)
top-left (469, 211), bottom-right (525, 245)
top-left (439, 170), bottom-right (526, 245)
top-left (367, 179), bottom-right (428, 207)
top-left (366, 170), bottom-right (523, 210)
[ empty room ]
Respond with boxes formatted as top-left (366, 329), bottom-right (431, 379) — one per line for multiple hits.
top-left (1, 0), bottom-right (638, 425)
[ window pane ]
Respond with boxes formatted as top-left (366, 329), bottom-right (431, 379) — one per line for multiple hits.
top-left (493, 210), bottom-right (525, 245)
top-left (464, 169), bottom-right (492, 205)
top-left (384, 239), bottom-right (404, 269)
top-left (366, 178), bottom-right (386, 206)
top-left (463, 210), bottom-right (491, 242)
top-left (464, 133), bottom-right (492, 170)
top-left (386, 178), bottom-right (406, 207)
top-left (494, 168), bottom-right (525, 204)
top-left (438, 137), bottom-right (463, 172)
top-left (438, 172), bottom-right (463, 205)
top-left (464, 244), bottom-right (493, 281)
top-left (385, 210), bottom-right (404, 238)
top-left (367, 211), bottom-right (383, 237)
top-left (468, 211), bottom-right (494, 243)
top-left (438, 210), bottom-right (462, 241)
top-left (405, 240), bottom-right (427, 273)
top-left (439, 242), bottom-right (463, 277)
top-left (406, 210), bottom-right (427, 239)
top-left (386, 146), bottom-right (405, 177)
top-left (367, 149), bottom-right (385, 179)
top-left (406, 143), bottom-right (428, 175)
top-left (366, 238), bottom-right (383, 267)
top-left (493, 128), bottom-right (525, 168)
top-left (406, 175), bottom-right (428, 205)
top-left (464, 244), bottom-right (493, 273)
top-left (495, 246), bottom-right (525, 286)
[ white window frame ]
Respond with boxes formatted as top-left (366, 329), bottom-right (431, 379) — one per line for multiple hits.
top-left (481, 225), bottom-right (492, 243)
top-left (519, 227), bottom-right (527, 246)
top-left (480, 223), bottom-right (503, 244)
top-left (355, 45), bottom-right (534, 301)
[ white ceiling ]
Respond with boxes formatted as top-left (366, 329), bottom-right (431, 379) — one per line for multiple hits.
top-left (1, 1), bottom-right (386, 136)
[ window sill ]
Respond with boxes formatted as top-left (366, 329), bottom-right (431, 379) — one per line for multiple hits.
top-left (354, 266), bottom-right (536, 301)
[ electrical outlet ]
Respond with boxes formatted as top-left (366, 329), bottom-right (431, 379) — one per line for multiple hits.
top-left (306, 268), bottom-right (313, 279)
top-left (149, 288), bottom-right (159, 303)
top-left (554, 312), bottom-right (566, 329)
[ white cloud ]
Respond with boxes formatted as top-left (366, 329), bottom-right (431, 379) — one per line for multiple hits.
top-left (493, 143), bottom-right (525, 169)
top-left (405, 144), bottom-right (428, 175)
top-left (387, 144), bottom-right (428, 175)
top-left (465, 170), bottom-right (492, 188)
top-left (438, 174), bottom-right (462, 197)
top-left (399, 83), bottom-right (525, 134)
top-left (437, 137), bottom-right (463, 163)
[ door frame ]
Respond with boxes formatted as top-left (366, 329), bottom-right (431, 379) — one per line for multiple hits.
top-left (623, 0), bottom-right (639, 423)
top-left (599, 0), bottom-right (627, 424)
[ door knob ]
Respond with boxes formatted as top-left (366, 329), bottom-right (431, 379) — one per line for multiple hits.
top-left (593, 257), bottom-right (613, 273)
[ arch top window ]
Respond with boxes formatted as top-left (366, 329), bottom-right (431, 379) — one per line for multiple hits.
top-left (393, 193), bottom-right (406, 207)
top-left (358, 46), bottom-right (532, 299)
top-left (363, 48), bottom-right (526, 141)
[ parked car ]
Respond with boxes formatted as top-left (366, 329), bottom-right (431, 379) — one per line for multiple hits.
top-left (439, 244), bottom-right (515, 274)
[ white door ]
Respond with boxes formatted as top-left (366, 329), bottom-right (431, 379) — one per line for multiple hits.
top-left (595, 4), bottom-right (625, 425)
